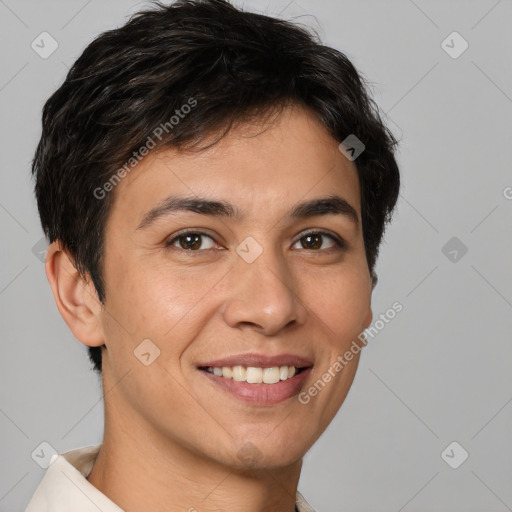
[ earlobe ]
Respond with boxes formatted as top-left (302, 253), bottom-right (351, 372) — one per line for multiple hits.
top-left (45, 241), bottom-right (105, 347)
top-left (364, 272), bottom-right (375, 330)
top-left (371, 271), bottom-right (378, 290)
top-left (364, 306), bottom-right (373, 331)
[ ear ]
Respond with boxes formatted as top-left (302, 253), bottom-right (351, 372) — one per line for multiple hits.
top-left (371, 270), bottom-right (378, 290)
top-left (363, 304), bottom-right (373, 331)
top-left (45, 241), bottom-right (105, 347)
top-left (363, 270), bottom-right (375, 330)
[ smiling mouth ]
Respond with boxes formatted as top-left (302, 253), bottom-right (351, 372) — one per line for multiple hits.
top-left (199, 365), bottom-right (308, 384)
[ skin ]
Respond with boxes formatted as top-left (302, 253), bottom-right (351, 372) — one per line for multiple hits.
top-left (46, 104), bottom-right (373, 512)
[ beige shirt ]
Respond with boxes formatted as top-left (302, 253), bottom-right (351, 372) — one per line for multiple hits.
top-left (25, 445), bottom-right (316, 512)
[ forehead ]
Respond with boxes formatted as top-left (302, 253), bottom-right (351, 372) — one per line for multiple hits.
top-left (107, 105), bottom-right (361, 228)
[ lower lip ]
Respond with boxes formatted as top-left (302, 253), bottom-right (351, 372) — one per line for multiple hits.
top-left (199, 368), bottom-right (312, 406)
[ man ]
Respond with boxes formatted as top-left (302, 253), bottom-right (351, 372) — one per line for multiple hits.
top-left (27, 1), bottom-right (400, 510)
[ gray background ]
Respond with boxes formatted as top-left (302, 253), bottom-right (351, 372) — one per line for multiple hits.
top-left (1, 0), bottom-right (511, 511)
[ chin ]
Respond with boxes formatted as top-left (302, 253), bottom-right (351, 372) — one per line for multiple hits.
top-left (230, 438), bottom-right (307, 471)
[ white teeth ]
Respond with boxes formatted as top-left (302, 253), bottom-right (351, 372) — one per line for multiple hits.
top-left (263, 367), bottom-right (280, 384)
top-left (222, 366), bottom-right (233, 379)
top-left (232, 365), bottom-right (246, 382)
top-left (205, 365), bottom-right (300, 384)
top-left (246, 367), bottom-right (263, 383)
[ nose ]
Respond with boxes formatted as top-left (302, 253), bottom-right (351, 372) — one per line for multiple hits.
top-left (222, 247), bottom-right (307, 336)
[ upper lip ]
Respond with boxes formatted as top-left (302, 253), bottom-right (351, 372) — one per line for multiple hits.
top-left (198, 353), bottom-right (314, 369)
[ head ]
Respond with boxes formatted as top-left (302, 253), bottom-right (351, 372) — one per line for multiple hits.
top-left (33, 0), bottom-right (399, 469)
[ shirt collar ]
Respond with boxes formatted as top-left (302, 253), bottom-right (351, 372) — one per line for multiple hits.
top-left (26, 444), bottom-right (316, 512)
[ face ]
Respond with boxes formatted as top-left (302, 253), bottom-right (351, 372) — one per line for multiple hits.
top-left (98, 104), bottom-right (373, 470)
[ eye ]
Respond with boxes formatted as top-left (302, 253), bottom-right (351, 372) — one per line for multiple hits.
top-left (292, 230), bottom-right (345, 251)
top-left (165, 231), bottom-right (218, 251)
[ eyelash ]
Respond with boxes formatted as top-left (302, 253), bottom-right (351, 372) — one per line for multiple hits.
top-left (164, 229), bottom-right (346, 252)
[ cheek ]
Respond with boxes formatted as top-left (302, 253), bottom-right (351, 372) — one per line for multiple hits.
top-left (102, 257), bottom-right (225, 360)
top-left (303, 267), bottom-right (371, 345)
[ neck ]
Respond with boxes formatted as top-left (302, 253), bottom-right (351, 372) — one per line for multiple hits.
top-left (86, 382), bottom-right (302, 512)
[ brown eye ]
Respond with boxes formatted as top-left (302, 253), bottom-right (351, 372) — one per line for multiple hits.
top-left (293, 231), bottom-right (344, 251)
top-left (301, 234), bottom-right (323, 250)
top-left (167, 232), bottom-right (216, 250)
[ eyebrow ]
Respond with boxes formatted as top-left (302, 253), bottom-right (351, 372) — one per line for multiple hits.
top-left (136, 194), bottom-right (359, 230)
